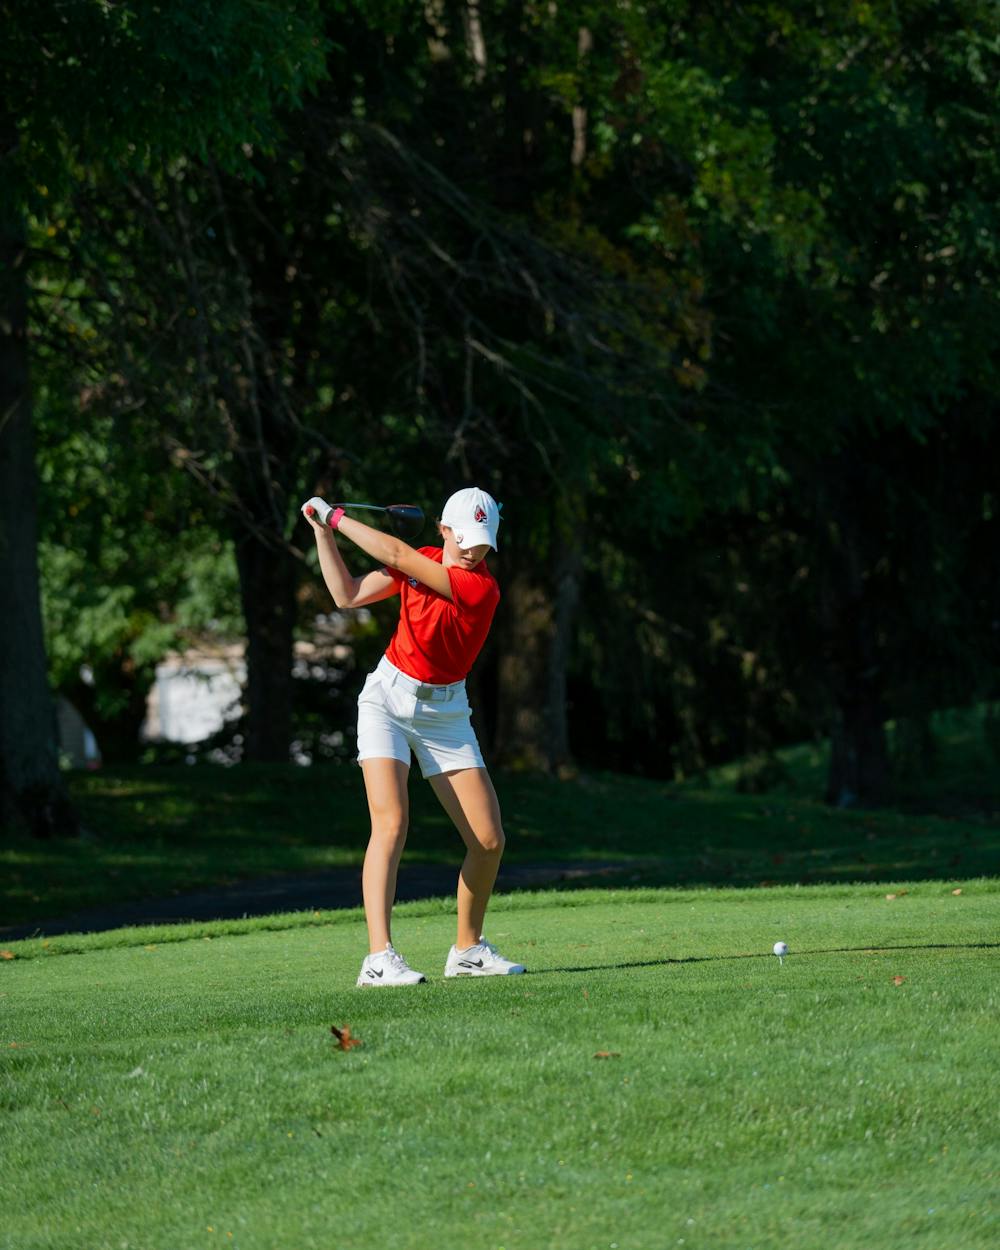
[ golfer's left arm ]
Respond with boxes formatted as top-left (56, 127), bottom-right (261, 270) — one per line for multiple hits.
top-left (337, 515), bottom-right (453, 601)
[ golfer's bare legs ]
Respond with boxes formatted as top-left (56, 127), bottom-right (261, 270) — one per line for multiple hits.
top-left (429, 767), bottom-right (505, 949)
top-left (360, 758), bottom-right (410, 953)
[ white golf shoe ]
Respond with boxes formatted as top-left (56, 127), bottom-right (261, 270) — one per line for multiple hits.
top-left (444, 938), bottom-right (526, 977)
top-left (356, 943), bottom-right (427, 987)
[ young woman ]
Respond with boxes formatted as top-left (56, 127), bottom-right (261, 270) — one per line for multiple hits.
top-left (302, 486), bottom-right (525, 986)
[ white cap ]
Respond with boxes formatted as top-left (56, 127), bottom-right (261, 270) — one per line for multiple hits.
top-left (440, 487), bottom-right (502, 550)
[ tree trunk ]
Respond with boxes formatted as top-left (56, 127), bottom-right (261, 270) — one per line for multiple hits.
top-left (891, 714), bottom-right (936, 780)
top-left (0, 200), bottom-right (78, 837)
top-left (496, 0), bottom-right (532, 212)
top-left (493, 567), bottom-right (552, 769)
top-left (826, 693), bottom-right (890, 808)
top-left (493, 541), bottom-right (581, 773)
top-left (545, 543), bottom-right (582, 774)
top-left (234, 530), bottom-right (297, 761)
top-left (819, 461), bottom-right (891, 807)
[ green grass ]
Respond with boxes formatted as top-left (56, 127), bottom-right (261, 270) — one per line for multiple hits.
top-left (4, 743), bottom-right (1000, 926)
top-left (2, 883), bottom-right (998, 1250)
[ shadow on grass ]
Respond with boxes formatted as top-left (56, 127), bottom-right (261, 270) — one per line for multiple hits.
top-left (2, 760), bottom-right (998, 933)
top-left (542, 941), bottom-right (1000, 975)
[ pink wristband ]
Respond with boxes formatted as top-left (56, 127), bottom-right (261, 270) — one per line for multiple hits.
top-left (329, 507), bottom-right (345, 531)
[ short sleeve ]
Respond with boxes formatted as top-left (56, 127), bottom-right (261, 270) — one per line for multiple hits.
top-left (383, 548), bottom-right (438, 585)
top-left (447, 566), bottom-right (500, 614)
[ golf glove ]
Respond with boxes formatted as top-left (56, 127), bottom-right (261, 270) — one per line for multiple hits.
top-left (302, 496), bottom-right (336, 527)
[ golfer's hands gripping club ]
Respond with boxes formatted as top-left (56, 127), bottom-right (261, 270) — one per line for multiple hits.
top-left (301, 496), bottom-right (344, 533)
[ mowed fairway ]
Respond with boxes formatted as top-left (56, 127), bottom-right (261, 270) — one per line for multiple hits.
top-left (3, 883), bottom-right (998, 1250)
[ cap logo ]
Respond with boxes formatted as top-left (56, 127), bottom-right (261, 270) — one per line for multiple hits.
top-left (474, 506), bottom-right (487, 523)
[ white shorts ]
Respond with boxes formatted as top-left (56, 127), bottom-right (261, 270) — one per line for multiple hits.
top-left (356, 656), bottom-right (485, 778)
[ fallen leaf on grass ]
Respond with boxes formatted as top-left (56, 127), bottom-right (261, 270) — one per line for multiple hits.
top-left (951, 888), bottom-right (963, 896)
top-left (330, 1025), bottom-right (362, 1051)
top-left (594, 1051), bottom-right (621, 1060)
top-left (884, 891), bottom-right (908, 901)
top-left (892, 976), bottom-right (906, 986)
top-left (0, 951), bottom-right (14, 961)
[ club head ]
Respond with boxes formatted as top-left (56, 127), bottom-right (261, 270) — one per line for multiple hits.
top-left (385, 504), bottom-right (425, 540)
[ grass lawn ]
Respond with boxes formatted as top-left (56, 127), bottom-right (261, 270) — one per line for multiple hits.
top-left (4, 706), bottom-right (1000, 926)
top-left (2, 882), bottom-right (997, 1250)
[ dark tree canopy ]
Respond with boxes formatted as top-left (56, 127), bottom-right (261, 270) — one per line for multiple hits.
top-left (5, 1), bottom-right (999, 828)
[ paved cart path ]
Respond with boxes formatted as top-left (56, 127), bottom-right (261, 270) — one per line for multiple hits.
top-left (1, 859), bottom-right (635, 941)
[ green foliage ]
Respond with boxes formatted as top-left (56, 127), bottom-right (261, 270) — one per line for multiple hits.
top-left (17, 0), bottom-right (1000, 778)
top-left (34, 392), bottom-right (242, 740)
top-left (2, 0), bottom-right (329, 216)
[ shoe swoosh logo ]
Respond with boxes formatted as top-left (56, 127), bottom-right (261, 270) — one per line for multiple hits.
top-left (368, 969), bottom-right (384, 978)
top-left (459, 959), bottom-right (484, 968)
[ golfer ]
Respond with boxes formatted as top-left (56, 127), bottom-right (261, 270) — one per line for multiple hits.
top-left (302, 487), bottom-right (525, 986)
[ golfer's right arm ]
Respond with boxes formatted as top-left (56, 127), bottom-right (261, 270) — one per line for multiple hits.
top-left (308, 520), bottom-right (397, 609)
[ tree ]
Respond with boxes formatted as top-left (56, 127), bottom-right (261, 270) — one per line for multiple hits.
top-left (687, 0), bottom-right (1000, 802)
top-left (534, 0), bottom-right (1000, 799)
top-left (23, 1), bottom-right (998, 799)
top-left (33, 391), bottom-right (244, 764)
top-left (1, 1), bottom-right (326, 830)
top-left (49, 3), bottom-right (714, 770)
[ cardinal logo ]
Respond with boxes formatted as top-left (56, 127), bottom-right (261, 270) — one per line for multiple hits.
top-left (474, 506), bottom-right (487, 523)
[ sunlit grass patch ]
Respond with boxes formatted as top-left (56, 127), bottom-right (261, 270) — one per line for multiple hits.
top-left (2, 884), bottom-right (998, 1250)
top-left (4, 754), bottom-right (1000, 928)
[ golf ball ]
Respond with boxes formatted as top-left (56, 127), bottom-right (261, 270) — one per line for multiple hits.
top-left (773, 941), bottom-right (789, 957)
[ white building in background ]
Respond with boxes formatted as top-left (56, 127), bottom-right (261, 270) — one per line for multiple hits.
top-left (144, 646), bottom-right (246, 745)
top-left (57, 648), bottom-right (245, 767)
top-left (145, 631), bottom-right (354, 746)
top-left (58, 617), bottom-right (358, 765)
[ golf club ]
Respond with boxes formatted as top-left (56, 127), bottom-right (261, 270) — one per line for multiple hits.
top-left (302, 497), bottom-right (425, 539)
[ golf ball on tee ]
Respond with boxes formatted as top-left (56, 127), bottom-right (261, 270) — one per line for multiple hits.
top-left (773, 941), bottom-right (789, 957)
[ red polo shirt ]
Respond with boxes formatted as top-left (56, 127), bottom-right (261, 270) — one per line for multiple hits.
top-left (384, 547), bottom-right (499, 684)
